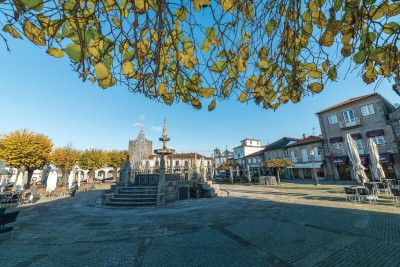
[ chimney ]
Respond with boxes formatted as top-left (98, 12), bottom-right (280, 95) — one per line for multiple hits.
top-left (303, 134), bottom-right (306, 139)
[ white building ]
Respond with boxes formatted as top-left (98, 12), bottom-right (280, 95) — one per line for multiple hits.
top-left (213, 147), bottom-right (234, 170)
top-left (233, 138), bottom-right (265, 167)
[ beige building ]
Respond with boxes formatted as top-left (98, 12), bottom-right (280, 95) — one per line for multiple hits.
top-left (285, 135), bottom-right (326, 180)
top-left (316, 93), bottom-right (400, 181)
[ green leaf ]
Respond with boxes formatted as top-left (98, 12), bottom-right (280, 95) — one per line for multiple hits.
top-left (174, 7), bottom-right (188, 21)
top-left (211, 61), bottom-right (227, 73)
top-left (327, 66), bottom-right (337, 81)
top-left (353, 50), bottom-right (366, 64)
top-left (201, 39), bottom-right (211, 52)
top-left (65, 43), bottom-right (81, 62)
top-left (383, 22), bottom-right (400, 34)
top-left (21, 0), bottom-right (43, 11)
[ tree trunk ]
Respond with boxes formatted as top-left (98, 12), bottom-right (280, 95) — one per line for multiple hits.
top-left (12, 168), bottom-right (22, 191)
top-left (26, 168), bottom-right (34, 188)
top-left (61, 172), bottom-right (68, 188)
top-left (113, 167), bottom-right (118, 181)
top-left (89, 170), bottom-right (95, 183)
top-left (276, 168), bottom-right (281, 184)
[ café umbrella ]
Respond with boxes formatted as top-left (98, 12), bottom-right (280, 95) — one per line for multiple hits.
top-left (368, 138), bottom-right (385, 181)
top-left (345, 134), bottom-right (369, 184)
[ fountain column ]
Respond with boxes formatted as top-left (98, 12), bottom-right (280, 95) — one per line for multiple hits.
top-left (154, 119), bottom-right (175, 205)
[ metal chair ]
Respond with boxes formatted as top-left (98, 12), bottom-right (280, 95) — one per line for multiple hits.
top-left (356, 188), bottom-right (375, 204)
top-left (390, 188), bottom-right (400, 205)
top-left (344, 187), bottom-right (357, 201)
top-left (376, 182), bottom-right (390, 195)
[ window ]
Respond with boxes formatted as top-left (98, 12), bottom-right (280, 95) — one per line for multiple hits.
top-left (290, 150), bottom-right (297, 162)
top-left (361, 104), bottom-right (375, 116)
top-left (328, 114), bottom-right (338, 124)
top-left (332, 142), bottom-right (343, 150)
top-left (354, 139), bottom-right (364, 154)
top-left (371, 136), bottom-right (385, 145)
top-left (343, 110), bottom-right (355, 124)
top-left (301, 149), bottom-right (309, 162)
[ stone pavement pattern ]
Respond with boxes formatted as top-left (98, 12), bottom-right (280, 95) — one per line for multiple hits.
top-left (2, 181), bottom-right (400, 266)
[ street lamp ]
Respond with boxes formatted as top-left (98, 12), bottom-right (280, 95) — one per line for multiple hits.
top-left (309, 148), bottom-right (319, 185)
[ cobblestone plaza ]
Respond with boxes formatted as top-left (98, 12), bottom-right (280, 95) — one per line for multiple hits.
top-left (2, 181), bottom-right (400, 266)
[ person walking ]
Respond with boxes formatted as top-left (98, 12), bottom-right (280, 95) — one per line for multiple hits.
top-left (70, 181), bottom-right (79, 197)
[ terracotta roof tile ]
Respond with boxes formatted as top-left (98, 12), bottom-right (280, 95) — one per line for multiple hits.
top-left (285, 135), bottom-right (323, 147)
top-left (316, 93), bottom-right (378, 114)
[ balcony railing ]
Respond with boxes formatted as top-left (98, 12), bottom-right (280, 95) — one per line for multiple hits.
top-left (339, 117), bottom-right (361, 129)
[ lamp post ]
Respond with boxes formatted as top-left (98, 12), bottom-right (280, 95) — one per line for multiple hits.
top-left (309, 148), bottom-right (319, 185)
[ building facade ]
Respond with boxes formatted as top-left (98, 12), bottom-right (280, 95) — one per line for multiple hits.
top-left (316, 93), bottom-right (400, 181)
top-left (128, 126), bottom-right (153, 170)
top-left (285, 135), bottom-right (326, 180)
top-left (233, 138), bottom-right (264, 167)
top-left (262, 137), bottom-right (298, 178)
top-left (213, 147), bottom-right (234, 171)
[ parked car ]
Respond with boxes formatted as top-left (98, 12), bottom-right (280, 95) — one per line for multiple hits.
top-left (4, 182), bottom-right (14, 191)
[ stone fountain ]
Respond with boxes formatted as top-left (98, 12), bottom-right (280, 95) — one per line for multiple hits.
top-left (154, 119), bottom-right (175, 205)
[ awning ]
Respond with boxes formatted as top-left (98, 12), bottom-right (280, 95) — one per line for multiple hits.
top-left (287, 162), bottom-right (323, 169)
top-left (329, 137), bottom-right (343, 143)
top-left (359, 155), bottom-right (369, 165)
top-left (379, 153), bottom-right (392, 163)
top-left (350, 133), bottom-right (362, 140)
top-left (332, 156), bottom-right (349, 165)
top-left (366, 129), bottom-right (384, 137)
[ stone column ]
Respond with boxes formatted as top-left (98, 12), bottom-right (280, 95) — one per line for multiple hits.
top-left (157, 154), bottom-right (166, 205)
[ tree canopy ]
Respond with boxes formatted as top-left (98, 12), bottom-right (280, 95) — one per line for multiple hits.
top-left (105, 149), bottom-right (128, 180)
top-left (50, 144), bottom-right (81, 185)
top-left (0, 129), bottom-right (53, 186)
top-left (78, 148), bottom-right (107, 181)
top-left (260, 158), bottom-right (295, 168)
top-left (218, 161), bottom-right (240, 170)
top-left (1, 0), bottom-right (399, 110)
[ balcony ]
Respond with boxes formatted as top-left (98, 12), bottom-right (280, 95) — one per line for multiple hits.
top-left (339, 117), bottom-right (361, 129)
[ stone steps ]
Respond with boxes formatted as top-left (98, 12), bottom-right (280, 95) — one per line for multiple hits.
top-left (106, 185), bottom-right (158, 206)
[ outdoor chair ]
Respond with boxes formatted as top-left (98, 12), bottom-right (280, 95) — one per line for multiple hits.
top-left (356, 188), bottom-right (375, 204)
top-left (376, 182), bottom-right (390, 195)
top-left (390, 188), bottom-right (400, 205)
top-left (20, 192), bottom-right (32, 205)
top-left (344, 187), bottom-right (357, 201)
top-left (364, 183), bottom-right (379, 198)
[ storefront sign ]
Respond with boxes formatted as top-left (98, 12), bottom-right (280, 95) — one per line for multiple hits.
top-left (329, 137), bottom-right (343, 143)
top-left (366, 129), bottom-right (384, 137)
top-left (332, 157), bottom-right (348, 165)
top-left (359, 156), bottom-right (369, 165)
top-left (379, 153), bottom-right (392, 163)
top-left (350, 133), bottom-right (362, 140)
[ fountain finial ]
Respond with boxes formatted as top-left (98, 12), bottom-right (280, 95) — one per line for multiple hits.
top-left (162, 118), bottom-right (168, 138)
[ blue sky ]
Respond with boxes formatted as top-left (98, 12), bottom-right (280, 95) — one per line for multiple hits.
top-left (0, 37), bottom-right (399, 157)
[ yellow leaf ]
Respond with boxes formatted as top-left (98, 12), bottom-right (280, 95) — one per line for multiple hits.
top-left (157, 82), bottom-right (167, 95)
top-left (220, 0), bottom-right (235, 13)
top-left (23, 20), bottom-right (45, 46)
top-left (238, 58), bottom-right (247, 72)
top-left (208, 100), bottom-right (216, 111)
top-left (311, 10), bottom-right (327, 29)
top-left (95, 63), bottom-right (110, 80)
top-left (259, 60), bottom-right (269, 69)
top-left (308, 82), bottom-right (323, 93)
top-left (2, 24), bottom-right (22, 39)
top-left (122, 62), bottom-right (135, 79)
top-left (245, 75), bottom-right (257, 89)
top-left (198, 88), bottom-right (214, 98)
top-left (303, 63), bottom-right (316, 71)
top-left (239, 91), bottom-right (248, 102)
top-left (308, 69), bottom-right (323, 79)
top-left (47, 48), bottom-right (64, 58)
top-left (319, 30), bottom-right (334, 47)
top-left (112, 17), bottom-right (121, 28)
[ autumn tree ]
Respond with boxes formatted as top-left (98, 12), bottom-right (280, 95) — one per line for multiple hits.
top-left (105, 150), bottom-right (128, 181)
top-left (218, 161), bottom-right (240, 171)
top-left (1, 1), bottom-right (399, 110)
top-left (0, 129), bottom-right (53, 188)
top-left (50, 145), bottom-right (81, 186)
top-left (78, 149), bottom-right (107, 182)
top-left (260, 158), bottom-right (294, 184)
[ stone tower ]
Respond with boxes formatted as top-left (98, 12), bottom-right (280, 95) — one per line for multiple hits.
top-left (128, 125), bottom-right (153, 171)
